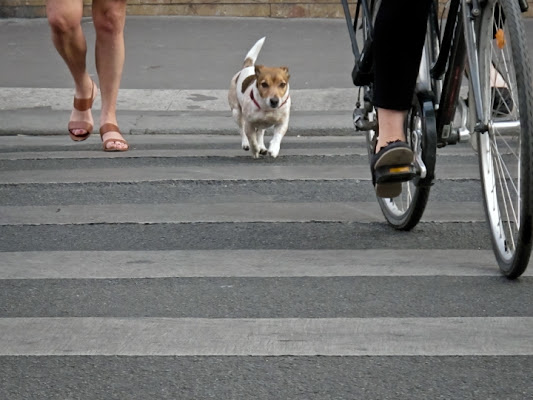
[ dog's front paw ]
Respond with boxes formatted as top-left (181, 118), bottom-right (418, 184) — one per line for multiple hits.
top-left (267, 144), bottom-right (281, 158)
top-left (242, 137), bottom-right (250, 151)
top-left (259, 147), bottom-right (268, 155)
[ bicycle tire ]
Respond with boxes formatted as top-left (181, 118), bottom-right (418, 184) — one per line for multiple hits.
top-left (475, 0), bottom-right (533, 278)
top-left (377, 94), bottom-right (436, 230)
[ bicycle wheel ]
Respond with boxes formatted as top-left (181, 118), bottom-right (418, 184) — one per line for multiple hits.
top-left (377, 93), bottom-right (436, 230)
top-left (475, 0), bottom-right (533, 278)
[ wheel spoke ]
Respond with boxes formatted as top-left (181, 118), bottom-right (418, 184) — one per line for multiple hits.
top-left (491, 140), bottom-right (519, 248)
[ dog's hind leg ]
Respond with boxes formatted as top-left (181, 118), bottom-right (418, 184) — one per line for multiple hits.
top-left (241, 127), bottom-right (250, 151)
top-left (257, 129), bottom-right (268, 155)
top-left (233, 108), bottom-right (250, 151)
top-left (240, 116), bottom-right (250, 151)
top-left (244, 122), bottom-right (260, 158)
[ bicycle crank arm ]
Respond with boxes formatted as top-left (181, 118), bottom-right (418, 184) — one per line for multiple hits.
top-left (414, 152), bottom-right (427, 179)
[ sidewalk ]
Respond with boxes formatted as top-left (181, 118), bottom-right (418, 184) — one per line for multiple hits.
top-left (2, 16), bottom-right (533, 136)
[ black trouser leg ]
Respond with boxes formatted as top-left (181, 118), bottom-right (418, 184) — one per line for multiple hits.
top-left (372, 0), bottom-right (432, 110)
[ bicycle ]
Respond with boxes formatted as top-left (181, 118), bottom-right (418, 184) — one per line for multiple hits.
top-left (341, 0), bottom-right (533, 279)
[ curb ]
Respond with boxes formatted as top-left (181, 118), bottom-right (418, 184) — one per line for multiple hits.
top-left (0, 88), bottom-right (359, 137)
top-left (0, 112), bottom-right (357, 137)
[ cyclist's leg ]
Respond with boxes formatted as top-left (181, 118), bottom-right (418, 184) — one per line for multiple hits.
top-left (374, 109), bottom-right (406, 149)
top-left (372, 0), bottom-right (432, 152)
top-left (370, 0), bottom-right (432, 197)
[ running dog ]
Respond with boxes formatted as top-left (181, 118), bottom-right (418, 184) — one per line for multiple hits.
top-left (228, 37), bottom-right (291, 158)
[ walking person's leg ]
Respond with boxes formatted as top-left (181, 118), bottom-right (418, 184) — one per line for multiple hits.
top-left (92, 0), bottom-right (128, 151)
top-left (46, 0), bottom-right (97, 140)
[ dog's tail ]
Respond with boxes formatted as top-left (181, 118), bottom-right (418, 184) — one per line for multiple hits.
top-left (242, 37), bottom-right (265, 68)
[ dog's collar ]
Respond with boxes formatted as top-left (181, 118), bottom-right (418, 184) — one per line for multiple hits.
top-left (280, 95), bottom-right (290, 108)
top-left (250, 90), bottom-right (262, 110)
top-left (250, 90), bottom-right (290, 110)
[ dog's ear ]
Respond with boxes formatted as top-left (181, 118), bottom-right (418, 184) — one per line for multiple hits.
top-left (255, 65), bottom-right (263, 76)
top-left (281, 66), bottom-right (290, 80)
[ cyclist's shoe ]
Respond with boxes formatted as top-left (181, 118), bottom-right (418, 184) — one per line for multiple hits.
top-left (371, 141), bottom-right (416, 198)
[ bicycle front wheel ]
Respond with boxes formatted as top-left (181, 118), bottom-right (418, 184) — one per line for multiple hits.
top-left (475, 0), bottom-right (533, 278)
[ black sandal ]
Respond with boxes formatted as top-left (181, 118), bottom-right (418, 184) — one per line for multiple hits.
top-left (371, 140), bottom-right (415, 198)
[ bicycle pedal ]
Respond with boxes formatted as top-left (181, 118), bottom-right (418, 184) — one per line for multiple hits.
top-left (374, 164), bottom-right (417, 184)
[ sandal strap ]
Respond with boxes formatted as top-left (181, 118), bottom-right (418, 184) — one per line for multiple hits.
top-left (100, 123), bottom-right (128, 151)
top-left (73, 97), bottom-right (92, 111)
top-left (99, 123), bottom-right (121, 136)
top-left (72, 81), bottom-right (96, 111)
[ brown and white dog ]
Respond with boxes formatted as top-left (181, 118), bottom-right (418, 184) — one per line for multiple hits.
top-left (228, 37), bottom-right (291, 158)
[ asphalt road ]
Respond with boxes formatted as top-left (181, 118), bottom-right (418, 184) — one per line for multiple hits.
top-left (2, 15), bottom-right (533, 90)
top-left (0, 134), bottom-right (532, 400)
top-left (0, 16), bottom-right (357, 90)
top-left (1, 13), bottom-right (533, 400)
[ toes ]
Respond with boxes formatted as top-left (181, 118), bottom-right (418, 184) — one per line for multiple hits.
top-left (100, 126), bottom-right (129, 151)
top-left (268, 148), bottom-right (280, 158)
top-left (268, 145), bottom-right (280, 158)
top-left (72, 129), bottom-right (88, 136)
top-left (259, 148), bottom-right (268, 155)
top-left (106, 141), bottom-right (128, 151)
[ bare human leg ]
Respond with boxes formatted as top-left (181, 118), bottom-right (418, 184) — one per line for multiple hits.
top-left (92, 0), bottom-right (128, 151)
top-left (46, 0), bottom-right (96, 139)
top-left (375, 108), bottom-right (407, 153)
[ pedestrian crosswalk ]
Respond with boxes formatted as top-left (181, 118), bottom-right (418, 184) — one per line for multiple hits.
top-left (4, 317), bottom-right (533, 356)
top-left (0, 250), bottom-right (511, 279)
top-left (0, 133), bottom-right (532, 398)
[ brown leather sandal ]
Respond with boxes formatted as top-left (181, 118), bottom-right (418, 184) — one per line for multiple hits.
top-left (100, 123), bottom-right (129, 152)
top-left (68, 80), bottom-right (97, 142)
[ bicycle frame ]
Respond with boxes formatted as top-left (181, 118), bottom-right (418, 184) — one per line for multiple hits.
top-left (341, 0), bottom-right (492, 147)
top-left (425, 0), bottom-right (488, 147)
top-left (343, 0), bottom-right (533, 277)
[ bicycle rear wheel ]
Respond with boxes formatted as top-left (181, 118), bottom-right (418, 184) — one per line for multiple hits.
top-left (475, 0), bottom-right (533, 278)
top-left (377, 94), bottom-right (436, 230)
top-left (374, 0), bottom-right (438, 231)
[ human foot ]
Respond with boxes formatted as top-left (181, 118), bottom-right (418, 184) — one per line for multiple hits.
top-left (371, 141), bottom-right (415, 198)
top-left (375, 108), bottom-right (407, 152)
top-left (68, 80), bottom-right (97, 141)
top-left (100, 123), bottom-right (129, 152)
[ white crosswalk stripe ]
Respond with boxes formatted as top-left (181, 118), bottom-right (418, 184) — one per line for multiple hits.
top-left (0, 250), bottom-right (515, 279)
top-left (3, 317), bottom-right (533, 356)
